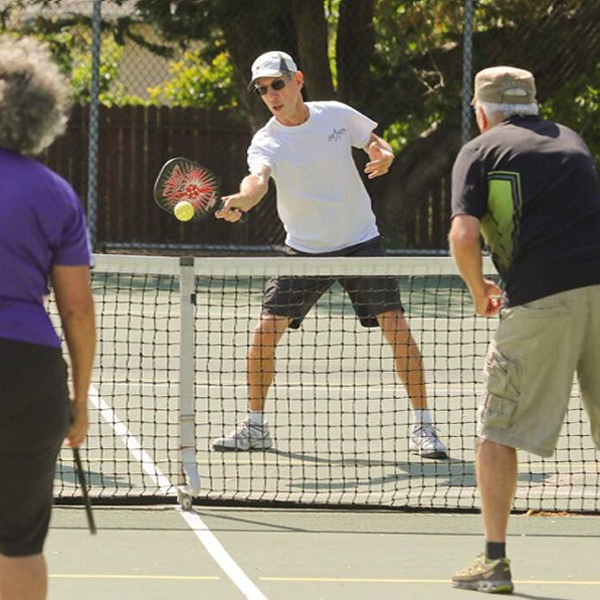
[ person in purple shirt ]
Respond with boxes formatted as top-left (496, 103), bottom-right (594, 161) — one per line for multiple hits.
top-left (0, 36), bottom-right (95, 600)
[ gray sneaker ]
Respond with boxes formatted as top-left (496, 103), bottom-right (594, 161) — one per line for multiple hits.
top-left (409, 423), bottom-right (448, 459)
top-left (212, 418), bottom-right (273, 451)
top-left (452, 554), bottom-right (514, 594)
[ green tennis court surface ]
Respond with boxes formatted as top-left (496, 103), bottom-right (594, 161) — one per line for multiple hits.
top-left (47, 507), bottom-right (600, 600)
top-left (48, 254), bottom-right (600, 600)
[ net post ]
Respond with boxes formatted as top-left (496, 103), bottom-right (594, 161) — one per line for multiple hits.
top-left (178, 256), bottom-right (200, 508)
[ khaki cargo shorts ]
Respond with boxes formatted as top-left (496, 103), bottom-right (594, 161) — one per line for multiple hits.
top-left (478, 285), bottom-right (600, 457)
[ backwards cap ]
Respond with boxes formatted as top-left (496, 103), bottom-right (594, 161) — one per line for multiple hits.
top-left (472, 66), bottom-right (536, 105)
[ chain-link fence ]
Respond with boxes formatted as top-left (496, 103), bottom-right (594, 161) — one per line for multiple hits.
top-left (0, 0), bottom-right (598, 253)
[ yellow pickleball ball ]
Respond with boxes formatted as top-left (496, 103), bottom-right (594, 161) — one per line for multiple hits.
top-left (174, 200), bottom-right (194, 222)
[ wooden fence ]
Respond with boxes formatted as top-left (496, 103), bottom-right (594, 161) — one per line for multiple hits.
top-left (42, 105), bottom-right (450, 253)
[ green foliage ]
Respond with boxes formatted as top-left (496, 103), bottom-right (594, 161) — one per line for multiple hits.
top-left (70, 36), bottom-right (127, 106)
top-left (325, 0), bottom-right (341, 86)
top-left (147, 50), bottom-right (237, 108)
top-left (34, 29), bottom-right (82, 76)
top-left (0, 22), bottom-right (136, 106)
top-left (541, 65), bottom-right (600, 163)
top-left (2, 0), bottom-right (599, 154)
top-left (383, 111), bottom-right (443, 154)
top-left (370, 0), bottom-right (465, 147)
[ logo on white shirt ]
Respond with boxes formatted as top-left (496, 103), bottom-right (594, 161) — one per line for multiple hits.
top-left (327, 128), bottom-right (348, 142)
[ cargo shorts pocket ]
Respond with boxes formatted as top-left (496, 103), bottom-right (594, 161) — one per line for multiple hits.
top-left (478, 393), bottom-right (518, 430)
top-left (480, 348), bottom-right (521, 430)
top-left (484, 348), bottom-right (521, 399)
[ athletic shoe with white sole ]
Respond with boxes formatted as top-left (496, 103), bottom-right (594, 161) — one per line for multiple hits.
top-left (452, 554), bottom-right (514, 594)
top-left (409, 422), bottom-right (448, 459)
top-left (212, 418), bottom-right (273, 451)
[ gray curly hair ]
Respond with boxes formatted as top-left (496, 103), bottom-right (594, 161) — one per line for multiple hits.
top-left (0, 35), bottom-right (71, 156)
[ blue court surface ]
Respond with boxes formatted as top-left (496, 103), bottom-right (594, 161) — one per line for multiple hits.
top-left (47, 506), bottom-right (600, 600)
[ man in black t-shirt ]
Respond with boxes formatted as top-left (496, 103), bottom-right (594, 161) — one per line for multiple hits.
top-left (449, 66), bottom-right (600, 594)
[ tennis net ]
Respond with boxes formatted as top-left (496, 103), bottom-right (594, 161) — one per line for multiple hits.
top-left (53, 253), bottom-right (600, 512)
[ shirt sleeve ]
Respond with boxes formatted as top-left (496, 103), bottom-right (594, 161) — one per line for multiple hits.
top-left (247, 129), bottom-right (275, 177)
top-left (50, 176), bottom-right (92, 266)
top-left (338, 102), bottom-right (378, 149)
top-left (451, 143), bottom-right (488, 220)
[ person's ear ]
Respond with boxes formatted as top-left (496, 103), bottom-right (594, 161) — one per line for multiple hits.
top-left (475, 104), bottom-right (488, 133)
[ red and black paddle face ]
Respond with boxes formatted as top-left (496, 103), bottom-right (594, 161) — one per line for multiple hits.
top-left (154, 157), bottom-right (220, 222)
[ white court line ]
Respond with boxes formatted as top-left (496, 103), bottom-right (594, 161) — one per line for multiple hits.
top-left (89, 385), bottom-right (269, 600)
top-left (178, 509), bottom-right (268, 600)
top-left (89, 387), bottom-right (173, 495)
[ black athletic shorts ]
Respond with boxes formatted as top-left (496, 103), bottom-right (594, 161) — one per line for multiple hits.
top-left (0, 338), bottom-right (70, 557)
top-left (262, 237), bottom-right (404, 329)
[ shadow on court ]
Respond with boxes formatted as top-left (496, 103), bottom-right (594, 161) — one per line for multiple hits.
top-left (267, 449), bottom-right (549, 494)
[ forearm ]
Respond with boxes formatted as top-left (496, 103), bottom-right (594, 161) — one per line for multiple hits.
top-left (218, 170), bottom-right (270, 222)
top-left (450, 234), bottom-right (486, 298)
top-left (449, 216), bottom-right (502, 316)
top-left (237, 172), bottom-right (269, 210)
top-left (62, 307), bottom-right (96, 403)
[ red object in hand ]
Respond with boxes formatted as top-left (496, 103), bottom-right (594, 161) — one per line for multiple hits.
top-left (487, 297), bottom-right (502, 311)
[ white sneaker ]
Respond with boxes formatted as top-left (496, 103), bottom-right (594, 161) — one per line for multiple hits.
top-left (212, 418), bottom-right (273, 451)
top-left (410, 423), bottom-right (448, 459)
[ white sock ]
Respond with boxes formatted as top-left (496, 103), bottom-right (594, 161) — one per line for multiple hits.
top-left (248, 411), bottom-right (264, 426)
top-left (412, 409), bottom-right (432, 425)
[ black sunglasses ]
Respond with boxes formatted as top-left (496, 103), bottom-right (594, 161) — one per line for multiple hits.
top-left (254, 78), bottom-right (288, 96)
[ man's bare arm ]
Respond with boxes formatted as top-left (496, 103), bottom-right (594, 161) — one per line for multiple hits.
top-left (449, 215), bottom-right (502, 317)
top-left (216, 165), bottom-right (271, 222)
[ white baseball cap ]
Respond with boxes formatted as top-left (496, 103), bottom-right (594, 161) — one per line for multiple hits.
top-left (247, 50), bottom-right (298, 91)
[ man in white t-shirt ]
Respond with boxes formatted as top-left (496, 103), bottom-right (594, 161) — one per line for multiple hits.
top-left (213, 50), bottom-right (447, 459)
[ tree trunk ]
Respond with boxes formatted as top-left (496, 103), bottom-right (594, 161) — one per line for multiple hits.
top-left (219, 1), bottom-right (298, 132)
top-left (291, 0), bottom-right (334, 100)
top-left (220, 16), bottom-right (272, 132)
top-left (336, 0), bottom-right (376, 107)
top-left (376, 122), bottom-right (461, 238)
